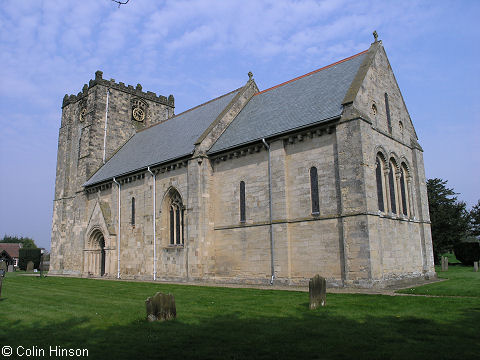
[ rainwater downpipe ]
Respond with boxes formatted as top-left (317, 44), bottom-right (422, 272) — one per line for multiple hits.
top-left (147, 167), bottom-right (157, 281)
top-left (103, 88), bottom-right (110, 164)
top-left (262, 138), bottom-right (275, 285)
top-left (113, 177), bottom-right (121, 279)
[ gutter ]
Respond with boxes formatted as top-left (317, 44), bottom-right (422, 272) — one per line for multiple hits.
top-left (112, 177), bottom-right (121, 279)
top-left (147, 167), bottom-right (157, 281)
top-left (262, 138), bottom-right (275, 285)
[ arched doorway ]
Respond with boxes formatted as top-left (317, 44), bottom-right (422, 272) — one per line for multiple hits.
top-left (86, 229), bottom-right (107, 277)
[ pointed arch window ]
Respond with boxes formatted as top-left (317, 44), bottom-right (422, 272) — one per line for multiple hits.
top-left (375, 157), bottom-right (385, 212)
top-left (310, 167), bottom-right (319, 214)
top-left (240, 181), bottom-right (246, 223)
top-left (131, 197), bottom-right (135, 226)
top-left (388, 160), bottom-right (397, 214)
top-left (169, 191), bottom-right (184, 245)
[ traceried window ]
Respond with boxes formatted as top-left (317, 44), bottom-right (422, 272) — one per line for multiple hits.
top-left (169, 191), bottom-right (184, 245)
top-left (310, 167), bottom-right (319, 214)
top-left (375, 157), bottom-right (385, 212)
top-left (131, 197), bottom-right (135, 226)
top-left (240, 181), bottom-right (246, 223)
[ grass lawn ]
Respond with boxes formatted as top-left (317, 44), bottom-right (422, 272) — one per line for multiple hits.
top-left (0, 271), bottom-right (479, 360)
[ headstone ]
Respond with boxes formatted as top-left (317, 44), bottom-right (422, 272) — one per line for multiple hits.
top-left (474, 261), bottom-right (479, 272)
top-left (7, 265), bottom-right (13, 272)
top-left (26, 261), bottom-right (34, 272)
top-left (0, 261), bottom-right (6, 273)
top-left (309, 274), bottom-right (326, 309)
top-left (145, 292), bottom-right (176, 322)
top-left (441, 257), bottom-right (448, 271)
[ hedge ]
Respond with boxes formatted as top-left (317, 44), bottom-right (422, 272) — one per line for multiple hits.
top-left (18, 248), bottom-right (41, 270)
top-left (453, 242), bottom-right (480, 265)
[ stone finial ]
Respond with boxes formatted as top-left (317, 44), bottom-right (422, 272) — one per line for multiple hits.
top-left (63, 94), bottom-right (69, 106)
top-left (136, 83), bottom-right (142, 91)
top-left (373, 30), bottom-right (379, 43)
top-left (248, 71), bottom-right (253, 80)
top-left (168, 94), bottom-right (175, 105)
top-left (95, 70), bottom-right (103, 81)
top-left (82, 84), bottom-right (88, 94)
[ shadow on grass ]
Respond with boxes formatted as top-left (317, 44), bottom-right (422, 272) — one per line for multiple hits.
top-left (2, 307), bottom-right (479, 360)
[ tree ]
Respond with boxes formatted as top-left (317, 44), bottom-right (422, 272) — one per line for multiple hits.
top-left (470, 200), bottom-right (480, 237)
top-left (426, 178), bottom-right (470, 263)
top-left (0, 235), bottom-right (37, 249)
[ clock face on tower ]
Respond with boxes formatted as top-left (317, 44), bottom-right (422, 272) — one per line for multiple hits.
top-left (131, 98), bottom-right (147, 122)
top-left (132, 107), bottom-right (145, 122)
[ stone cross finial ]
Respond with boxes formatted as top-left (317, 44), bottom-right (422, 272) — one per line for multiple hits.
top-left (248, 71), bottom-right (253, 80)
top-left (373, 30), bottom-right (378, 42)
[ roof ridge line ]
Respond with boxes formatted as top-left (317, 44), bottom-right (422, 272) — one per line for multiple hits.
top-left (255, 49), bottom-right (368, 96)
top-left (137, 87), bottom-right (242, 134)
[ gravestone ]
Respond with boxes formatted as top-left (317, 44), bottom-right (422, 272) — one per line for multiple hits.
top-left (474, 261), bottom-right (478, 272)
top-left (0, 261), bottom-right (6, 273)
top-left (26, 261), bottom-right (34, 272)
top-left (145, 292), bottom-right (176, 322)
top-left (309, 274), bottom-right (326, 309)
top-left (441, 257), bottom-right (448, 271)
top-left (7, 265), bottom-right (13, 272)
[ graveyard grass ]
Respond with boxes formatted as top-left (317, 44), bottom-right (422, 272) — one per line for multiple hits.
top-left (0, 268), bottom-right (479, 360)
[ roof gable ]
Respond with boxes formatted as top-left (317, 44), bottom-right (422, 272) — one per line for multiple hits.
top-left (208, 50), bottom-right (367, 154)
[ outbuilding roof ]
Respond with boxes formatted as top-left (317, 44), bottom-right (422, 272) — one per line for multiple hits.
top-left (0, 243), bottom-right (22, 258)
top-left (84, 88), bottom-right (240, 186)
top-left (208, 50), bottom-right (367, 154)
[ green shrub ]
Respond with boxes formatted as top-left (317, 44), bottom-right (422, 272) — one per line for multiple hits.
top-left (18, 248), bottom-right (41, 270)
top-left (453, 241), bottom-right (480, 265)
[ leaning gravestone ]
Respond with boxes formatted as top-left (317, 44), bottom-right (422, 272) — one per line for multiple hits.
top-left (7, 265), bottom-right (13, 272)
top-left (26, 261), bottom-right (34, 272)
top-left (309, 274), bottom-right (326, 309)
top-left (145, 292), bottom-right (176, 322)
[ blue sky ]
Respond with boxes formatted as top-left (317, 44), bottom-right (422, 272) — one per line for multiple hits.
top-left (0, 0), bottom-right (479, 250)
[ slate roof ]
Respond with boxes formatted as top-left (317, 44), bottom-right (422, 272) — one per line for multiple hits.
top-left (208, 50), bottom-right (367, 154)
top-left (84, 89), bottom-right (240, 186)
top-left (0, 243), bottom-right (22, 258)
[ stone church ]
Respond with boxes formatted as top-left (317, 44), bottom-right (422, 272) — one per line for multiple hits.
top-left (50, 38), bottom-right (435, 288)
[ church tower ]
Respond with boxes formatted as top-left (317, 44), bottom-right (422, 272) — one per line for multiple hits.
top-left (50, 71), bottom-right (174, 274)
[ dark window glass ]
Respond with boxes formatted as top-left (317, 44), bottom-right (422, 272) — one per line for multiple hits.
top-left (389, 162), bottom-right (396, 214)
top-left (170, 207), bottom-right (174, 244)
top-left (131, 197), bottom-right (135, 225)
top-left (385, 93), bottom-right (392, 133)
top-left (181, 209), bottom-right (185, 244)
top-left (175, 207), bottom-right (181, 244)
top-left (376, 158), bottom-right (385, 212)
top-left (400, 168), bottom-right (407, 216)
top-left (240, 181), bottom-right (246, 222)
top-left (310, 167), bottom-right (319, 214)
